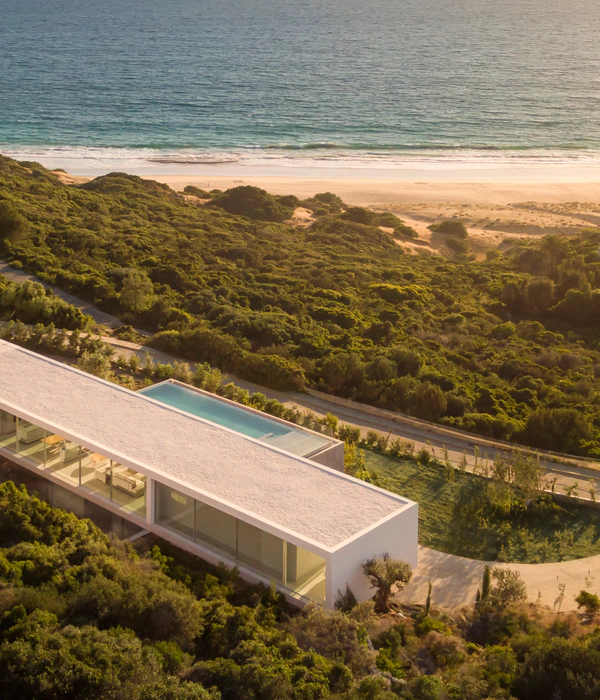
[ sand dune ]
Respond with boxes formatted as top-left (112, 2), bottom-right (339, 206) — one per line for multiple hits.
top-left (54, 169), bottom-right (600, 259)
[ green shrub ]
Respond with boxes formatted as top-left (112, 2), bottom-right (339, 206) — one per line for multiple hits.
top-left (210, 185), bottom-right (294, 222)
top-left (446, 236), bottom-right (469, 254)
top-left (414, 615), bottom-right (451, 637)
top-left (0, 201), bottom-right (29, 250)
top-left (0, 280), bottom-right (91, 330)
top-left (183, 185), bottom-right (211, 198)
top-left (302, 191), bottom-right (345, 215)
top-left (575, 589), bottom-right (600, 614)
top-left (429, 220), bottom-right (468, 238)
top-left (238, 353), bottom-right (306, 391)
top-left (417, 447), bottom-right (432, 465)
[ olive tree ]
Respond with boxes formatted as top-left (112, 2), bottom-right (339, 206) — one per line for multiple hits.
top-left (362, 553), bottom-right (412, 613)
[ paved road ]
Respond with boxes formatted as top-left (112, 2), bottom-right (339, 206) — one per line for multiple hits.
top-left (281, 391), bottom-right (600, 499)
top-left (397, 545), bottom-right (600, 613)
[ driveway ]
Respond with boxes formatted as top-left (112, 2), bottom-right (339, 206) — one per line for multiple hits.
top-left (397, 546), bottom-right (599, 613)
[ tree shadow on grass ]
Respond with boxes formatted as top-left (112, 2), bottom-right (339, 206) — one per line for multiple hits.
top-left (365, 450), bottom-right (600, 563)
top-left (445, 476), bottom-right (503, 561)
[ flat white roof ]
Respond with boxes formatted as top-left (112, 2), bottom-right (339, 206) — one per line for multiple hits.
top-left (0, 341), bottom-right (411, 549)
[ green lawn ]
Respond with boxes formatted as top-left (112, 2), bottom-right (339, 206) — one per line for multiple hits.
top-left (364, 450), bottom-right (600, 563)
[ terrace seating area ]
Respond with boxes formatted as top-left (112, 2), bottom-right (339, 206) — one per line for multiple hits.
top-left (0, 411), bottom-right (146, 517)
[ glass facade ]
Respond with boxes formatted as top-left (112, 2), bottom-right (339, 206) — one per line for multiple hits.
top-left (156, 483), bottom-right (194, 539)
top-left (0, 460), bottom-right (144, 539)
top-left (0, 411), bottom-right (146, 518)
top-left (195, 500), bottom-right (236, 557)
top-left (155, 482), bottom-right (327, 604)
top-left (0, 409), bottom-right (17, 452)
top-left (237, 519), bottom-right (285, 583)
top-left (0, 410), bottom-right (327, 605)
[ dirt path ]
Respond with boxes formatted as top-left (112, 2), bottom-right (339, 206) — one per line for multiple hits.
top-left (0, 261), bottom-right (124, 329)
top-left (398, 545), bottom-right (600, 613)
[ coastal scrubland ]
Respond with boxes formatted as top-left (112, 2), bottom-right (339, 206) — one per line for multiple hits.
top-left (2, 155), bottom-right (600, 458)
top-left (1, 481), bottom-right (600, 700)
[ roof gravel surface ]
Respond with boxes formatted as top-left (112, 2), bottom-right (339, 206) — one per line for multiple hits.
top-left (0, 342), bottom-right (407, 547)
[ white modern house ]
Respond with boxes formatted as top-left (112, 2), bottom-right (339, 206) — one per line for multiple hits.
top-left (0, 340), bottom-right (418, 607)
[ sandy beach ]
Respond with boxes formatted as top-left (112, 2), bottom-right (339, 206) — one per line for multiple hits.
top-left (54, 164), bottom-right (600, 259)
top-left (151, 171), bottom-right (600, 207)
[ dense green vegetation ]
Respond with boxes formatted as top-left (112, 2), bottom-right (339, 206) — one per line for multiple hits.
top-left (209, 185), bottom-right (297, 222)
top-left (428, 221), bottom-right (469, 239)
top-left (0, 277), bottom-right (91, 330)
top-left (2, 155), bottom-right (600, 454)
top-left (0, 481), bottom-right (360, 699)
top-left (2, 481), bottom-right (600, 700)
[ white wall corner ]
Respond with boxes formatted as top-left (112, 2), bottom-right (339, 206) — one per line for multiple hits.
top-left (328, 503), bottom-right (419, 605)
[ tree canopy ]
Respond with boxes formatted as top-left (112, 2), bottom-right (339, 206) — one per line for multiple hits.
top-left (2, 480), bottom-right (600, 700)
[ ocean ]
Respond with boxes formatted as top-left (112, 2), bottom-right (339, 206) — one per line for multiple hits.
top-left (1, 0), bottom-right (599, 173)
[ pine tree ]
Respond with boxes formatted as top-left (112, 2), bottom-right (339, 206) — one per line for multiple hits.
top-left (481, 564), bottom-right (491, 601)
top-left (425, 580), bottom-right (432, 617)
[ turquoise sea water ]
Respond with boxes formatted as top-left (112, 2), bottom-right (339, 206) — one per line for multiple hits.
top-left (1, 0), bottom-right (600, 171)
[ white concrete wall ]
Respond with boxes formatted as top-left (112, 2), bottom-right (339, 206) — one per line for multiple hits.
top-left (327, 503), bottom-right (419, 605)
top-left (310, 441), bottom-right (345, 471)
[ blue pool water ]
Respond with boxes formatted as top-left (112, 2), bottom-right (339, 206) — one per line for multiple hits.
top-left (139, 382), bottom-right (329, 457)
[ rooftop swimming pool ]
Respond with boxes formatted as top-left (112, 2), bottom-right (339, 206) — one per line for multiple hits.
top-left (139, 382), bottom-right (332, 458)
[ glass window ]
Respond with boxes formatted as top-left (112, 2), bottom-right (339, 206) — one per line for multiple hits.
top-left (53, 441), bottom-right (83, 485)
top-left (110, 465), bottom-right (146, 517)
top-left (155, 482), bottom-right (194, 540)
top-left (152, 481), bottom-right (326, 604)
top-left (39, 432), bottom-right (68, 471)
top-left (77, 456), bottom-right (146, 519)
top-left (195, 500), bottom-right (236, 558)
top-left (0, 411), bottom-right (17, 453)
top-left (16, 420), bottom-right (47, 464)
top-left (237, 519), bottom-right (284, 584)
top-left (286, 544), bottom-right (326, 605)
top-left (0, 410), bottom-right (15, 437)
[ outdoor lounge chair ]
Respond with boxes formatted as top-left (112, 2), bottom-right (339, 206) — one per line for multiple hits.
top-left (16, 422), bottom-right (45, 444)
top-left (112, 470), bottom-right (145, 497)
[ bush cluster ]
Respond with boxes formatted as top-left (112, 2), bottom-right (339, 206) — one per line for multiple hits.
top-left (3, 481), bottom-right (600, 700)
